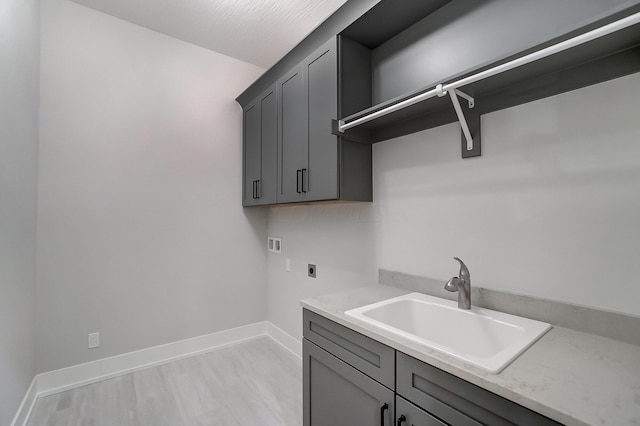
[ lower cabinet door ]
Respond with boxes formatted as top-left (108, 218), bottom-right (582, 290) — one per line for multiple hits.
top-left (303, 339), bottom-right (394, 426)
top-left (396, 396), bottom-right (447, 426)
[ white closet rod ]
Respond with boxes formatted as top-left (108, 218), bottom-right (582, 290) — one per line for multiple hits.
top-left (338, 10), bottom-right (640, 133)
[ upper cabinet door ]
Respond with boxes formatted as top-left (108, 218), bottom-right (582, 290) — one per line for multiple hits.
top-left (305, 38), bottom-right (339, 201)
top-left (259, 87), bottom-right (277, 205)
top-left (243, 101), bottom-right (261, 206)
top-left (277, 65), bottom-right (308, 203)
top-left (243, 85), bottom-right (277, 206)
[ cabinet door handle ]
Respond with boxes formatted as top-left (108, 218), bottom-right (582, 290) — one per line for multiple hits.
top-left (296, 169), bottom-right (302, 193)
top-left (397, 415), bottom-right (406, 426)
top-left (252, 180), bottom-right (256, 199)
top-left (255, 179), bottom-right (260, 199)
top-left (301, 168), bottom-right (307, 193)
top-left (380, 403), bottom-right (389, 426)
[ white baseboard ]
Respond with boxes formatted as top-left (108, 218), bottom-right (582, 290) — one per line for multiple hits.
top-left (267, 322), bottom-right (302, 358)
top-left (12, 321), bottom-right (301, 426)
top-left (10, 376), bottom-right (38, 426)
top-left (35, 321), bottom-right (269, 397)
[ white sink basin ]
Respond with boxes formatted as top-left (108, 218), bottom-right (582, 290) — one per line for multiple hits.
top-left (345, 292), bottom-right (551, 373)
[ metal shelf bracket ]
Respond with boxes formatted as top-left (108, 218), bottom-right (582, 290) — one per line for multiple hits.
top-left (437, 84), bottom-right (480, 158)
top-left (453, 89), bottom-right (474, 109)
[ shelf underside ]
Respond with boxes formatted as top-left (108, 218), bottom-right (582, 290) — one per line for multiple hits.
top-left (339, 19), bottom-right (640, 144)
top-left (340, 0), bottom-right (451, 49)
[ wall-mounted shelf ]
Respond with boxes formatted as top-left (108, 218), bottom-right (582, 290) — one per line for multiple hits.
top-left (334, 2), bottom-right (640, 158)
top-left (238, 0), bottom-right (640, 206)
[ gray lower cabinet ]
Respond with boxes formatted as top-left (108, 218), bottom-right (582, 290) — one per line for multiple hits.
top-left (303, 309), bottom-right (395, 388)
top-left (242, 84), bottom-right (277, 206)
top-left (396, 396), bottom-right (446, 426)
top-left (303, 308), bottom-right (562, 426)
top-left (396, 352), bottom-right (561, 425)
top-left (303, 339), bottom-right (394, 426)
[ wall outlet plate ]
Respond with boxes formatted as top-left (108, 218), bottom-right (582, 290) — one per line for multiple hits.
top-left (267, 237), bottom-right (282, 253)
top-left (88, 332), bottom-right (100, 349)
top-left (308, 264), bottom-right (316, 278)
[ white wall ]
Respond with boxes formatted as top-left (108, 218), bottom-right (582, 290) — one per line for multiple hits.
top-left (267, 204), bottom-right (378, 340)
top-left (0, 0), bottom-right (40, 422)
top-left (37, 0), bottom-right (267, 373)
top-left (267, 72), bottom-right (640, 341)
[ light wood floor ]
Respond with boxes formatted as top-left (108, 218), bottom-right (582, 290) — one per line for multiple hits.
top-left (27, 337), bottom-right (302, 425)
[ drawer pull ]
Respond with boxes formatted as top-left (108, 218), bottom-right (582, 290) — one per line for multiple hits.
top-left (380, 403), bottom-right (389, 426)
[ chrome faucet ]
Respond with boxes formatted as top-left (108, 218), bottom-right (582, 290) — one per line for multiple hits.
top-left (445, 257), bottom-right (471, 309)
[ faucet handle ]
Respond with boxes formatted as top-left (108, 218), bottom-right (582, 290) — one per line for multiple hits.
top-left (453, 257), bottom-right (470, 279)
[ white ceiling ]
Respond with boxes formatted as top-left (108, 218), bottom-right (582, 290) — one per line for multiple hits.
top-left (70, 0), bottom-right (349, 69)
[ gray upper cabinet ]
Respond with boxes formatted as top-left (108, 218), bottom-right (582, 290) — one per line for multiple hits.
top-left (278, 38), bottom-right (340, 203)
top-left (305, 39), bottom-right (339, 201)
top-left (277, 65), bottom-right (307, 203)
top-left (274, 36), bottom-right (372, 205)
top-left (242, 85), bottom-right (277, 206)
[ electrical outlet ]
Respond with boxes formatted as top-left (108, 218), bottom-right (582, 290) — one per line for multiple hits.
top-left (308, 264), bottom-right (316, 278)
top-left (88, 332), bottom-right (100, 349)
top-left (285, 258), bottom-right (291, 272)
top-left (268, 237), bottom-right (282, 253)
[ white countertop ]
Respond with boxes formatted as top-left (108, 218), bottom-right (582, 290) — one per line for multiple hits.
top-left (301, 285), bottom-right (640, 426)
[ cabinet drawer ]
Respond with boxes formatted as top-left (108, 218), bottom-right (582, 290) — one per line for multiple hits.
top-left (396, 396), bottom-right (446, 426)
top-left (303, 309), bottom-right (395, 389)
top-left (397, 352), bottom-right (561, 426)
